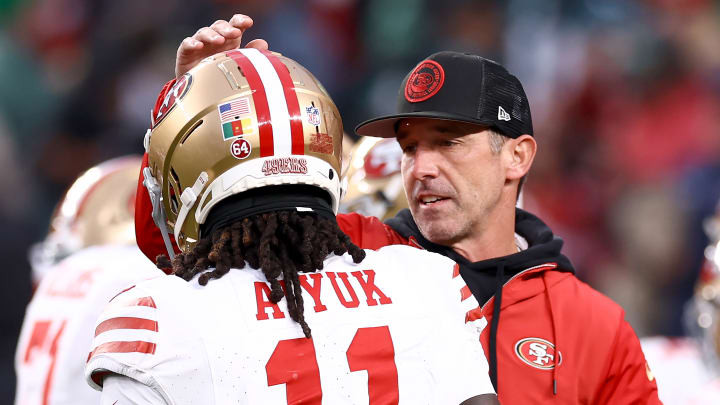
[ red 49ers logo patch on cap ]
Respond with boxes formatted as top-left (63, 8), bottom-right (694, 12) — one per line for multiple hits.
top-left (515, 337), bottom-right (562, 370)
top-left (405, 60), bottom-right (445, 103)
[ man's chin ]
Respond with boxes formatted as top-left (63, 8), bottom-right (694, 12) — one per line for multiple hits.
top-left (415, 219), bottom-right (462, 247)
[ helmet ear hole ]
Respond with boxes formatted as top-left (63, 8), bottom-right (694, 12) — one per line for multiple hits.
top-left (329, 169), bottom-right (334, 180)
top-left (169, 187), bottom-right (180, 215)
top-left (180, 120), bottom-right (204, 144)
top-left (168, 167), bottom-right (182, 215)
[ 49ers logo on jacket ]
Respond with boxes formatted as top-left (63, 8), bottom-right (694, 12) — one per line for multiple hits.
top-left (515, 337), bottom-right (562, 370)
top-left (152, 73), bottom-right (192, 128)
top-left (405, 60), bottom-right (445, 103)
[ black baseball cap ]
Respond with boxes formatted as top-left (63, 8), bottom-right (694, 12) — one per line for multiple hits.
top-left (355, 51), bottom-right (533, 139)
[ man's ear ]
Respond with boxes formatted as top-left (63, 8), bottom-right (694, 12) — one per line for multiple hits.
top-left (505, 134), bottom-right (536, 181)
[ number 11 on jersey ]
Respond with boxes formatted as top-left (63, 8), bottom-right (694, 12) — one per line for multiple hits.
top-left (266, 326), bottom-right (399, 404)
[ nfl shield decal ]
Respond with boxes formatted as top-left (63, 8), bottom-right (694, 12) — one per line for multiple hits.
top-left (515, 337), bottom-right (562, 370)
top-left (305, 105), bottom-right (321, 126)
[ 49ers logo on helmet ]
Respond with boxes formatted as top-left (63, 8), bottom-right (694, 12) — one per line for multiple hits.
top-left (152, 73), bottom-right (193, 128)
top-left (515, 337), bottom-right (562, 370)
top-left (364, 139), bottom-right (402, 178)
top-left (405, 60), bottom-right (445, 103)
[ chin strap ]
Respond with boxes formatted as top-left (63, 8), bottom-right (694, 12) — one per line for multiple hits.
top-left (142, 167), bottom-right (176, 260)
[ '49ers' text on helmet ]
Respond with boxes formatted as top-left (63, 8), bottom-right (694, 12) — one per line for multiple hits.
top-left (143, 49), bottom-right (344, 253)
top-left (30, 156), bottom-right (141, 284)
top-left (340, 137), bottom-right (407, 221)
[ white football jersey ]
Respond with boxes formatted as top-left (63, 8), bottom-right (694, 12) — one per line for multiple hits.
top-left (86, 245), bottom-right (494, 404)
top-left (687, 378), bottom-right (720, 405)
top-left (641, 336), bottom-right (716, 405)
top-left (15, 244), bottom-right (164, 405)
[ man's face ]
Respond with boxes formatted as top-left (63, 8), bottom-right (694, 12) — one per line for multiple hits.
top-left (396, 118), bottom-right (506, 246)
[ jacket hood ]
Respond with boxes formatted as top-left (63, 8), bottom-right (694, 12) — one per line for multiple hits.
top-left (385, 207), bottom-right (575, 306)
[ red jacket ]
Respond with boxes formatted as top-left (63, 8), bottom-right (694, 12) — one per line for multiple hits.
top-left (135, 80), bottom-right (661, 403)
top-left (480, 264), bottom-right (659, 403)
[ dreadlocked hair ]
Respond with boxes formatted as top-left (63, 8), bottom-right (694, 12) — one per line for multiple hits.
top-left (159, 211), bottom-right (366, 338)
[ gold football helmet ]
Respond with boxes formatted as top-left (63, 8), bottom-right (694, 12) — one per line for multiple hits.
top-left (29, 156), bottom-right (141, 283)
top-left (340, 137), bottom-right (407, 221)
top-left (144, 50), bottom-right (343, 253)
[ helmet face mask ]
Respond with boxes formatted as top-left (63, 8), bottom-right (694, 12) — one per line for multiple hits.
top-left (146, 49), bottom-right (344, 253)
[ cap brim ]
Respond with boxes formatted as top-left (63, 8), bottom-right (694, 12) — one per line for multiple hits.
top-left (355, 111), bottom-right (494, 138)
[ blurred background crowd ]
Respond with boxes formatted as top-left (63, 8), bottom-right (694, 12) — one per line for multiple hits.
top-left (1, 0), bottom-right (719, 401)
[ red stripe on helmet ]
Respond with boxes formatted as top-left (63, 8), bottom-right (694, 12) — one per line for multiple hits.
top-left (226, 50), bottom-right (274, 157)
top-left (261, 50), bottom-right (305, 155)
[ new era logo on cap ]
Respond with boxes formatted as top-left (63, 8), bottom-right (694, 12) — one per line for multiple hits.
top-left (498, 106), bottom-right (511, 121)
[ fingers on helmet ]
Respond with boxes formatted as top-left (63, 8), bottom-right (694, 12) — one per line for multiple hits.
top-left (245, 39), bottom-right (269, 51)
top-left (229, 14), bottom-right (253, 29)
top-left (178, 37), bottom-right (202, 55)
top-left (210, 19), bottom-right (242, 38)
top-left (194, 26), bottom-right (224, 44)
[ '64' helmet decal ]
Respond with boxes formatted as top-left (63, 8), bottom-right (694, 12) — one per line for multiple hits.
top-left (515, 337), bottom-right (562, 370)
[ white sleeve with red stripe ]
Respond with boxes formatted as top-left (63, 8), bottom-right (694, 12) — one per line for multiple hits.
top-left (446, 260), bottom-right (494, 400)
top-left (418, 252), bottom-right (495, 401)
top-left (450, 263), bottom-right (486, 327)
top-left (100, 375), bottom-right (167, 405)
top-left (84, 285), bottom-right (169, 401)
top-left (446, 261), bottom-right (488, 339)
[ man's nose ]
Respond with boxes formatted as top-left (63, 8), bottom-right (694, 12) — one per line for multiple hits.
top-left (410, 146), bottom-right (440, 179)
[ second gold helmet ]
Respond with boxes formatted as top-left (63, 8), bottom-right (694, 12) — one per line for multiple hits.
top-left (340, 137), bottom-right (407, 220)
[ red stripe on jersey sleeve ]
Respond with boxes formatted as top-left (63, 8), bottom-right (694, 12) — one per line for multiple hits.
top-left (461, 285), bottom-right (472, 301)
top-left (465, 307), bottom-right (483, 323)
top-left (94, 317), bottom-right (158, 336)
top-left (452, 263), bottom-right (460, 278)
top-left (262, 50), bottom-right (304, 155)
top-left (89, 340), bottom-right (157, 359)
top-left (109, 285), bottom-right (136, 303)
top-left (134, 296), bottom-right (156, 308)
top-left (226, 50), bottom-right (274, 157)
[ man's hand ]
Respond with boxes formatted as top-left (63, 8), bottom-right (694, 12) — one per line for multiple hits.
top-left (176, 14), bottom-right (269, 78)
